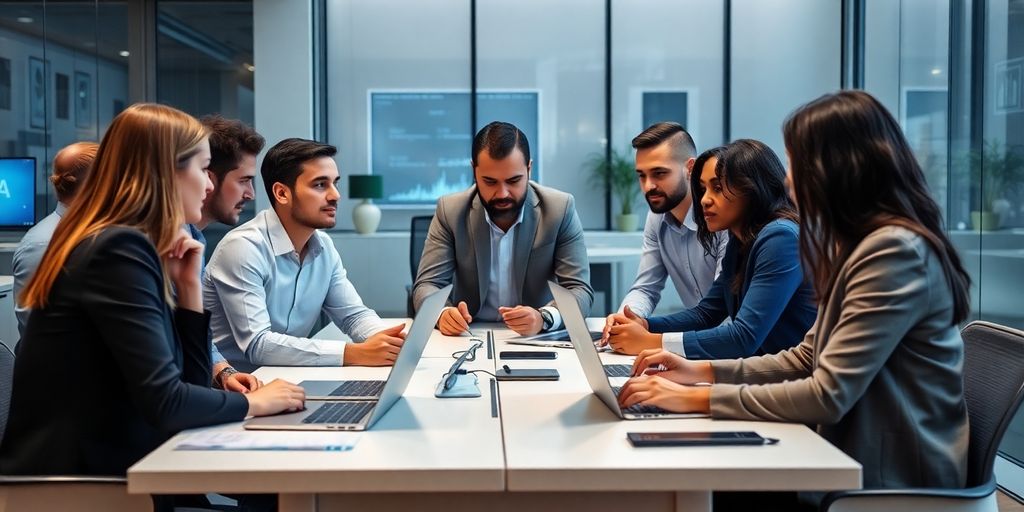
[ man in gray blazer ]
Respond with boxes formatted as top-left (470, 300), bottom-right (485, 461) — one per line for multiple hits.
top-left (413, 121), bottom-right (594, 336)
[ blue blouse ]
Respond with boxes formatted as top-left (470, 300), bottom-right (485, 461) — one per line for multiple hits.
top-left (647, 219), bottom-right (817, 359)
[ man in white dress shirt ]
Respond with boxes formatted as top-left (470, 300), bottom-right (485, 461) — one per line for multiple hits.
top-left (204, 138), bottom-right (404, 370)
top-left (13, 142), bottom-right (97, 338)
top-left (413, 121), bottom-right (593, 336)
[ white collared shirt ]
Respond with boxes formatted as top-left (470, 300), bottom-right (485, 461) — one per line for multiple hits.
top-left (476, 207), bottom-right (562, 330)
top-left (204, 208), bottom-right (384, 369)
top-left (13, 202), bottom-right (68, 337)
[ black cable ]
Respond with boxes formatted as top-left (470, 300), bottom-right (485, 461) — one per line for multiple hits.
top-left (468, 369), bottom-right (496, 379)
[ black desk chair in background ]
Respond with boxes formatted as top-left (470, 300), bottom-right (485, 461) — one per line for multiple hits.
top-left (406, 215), bottom-right (435, 317)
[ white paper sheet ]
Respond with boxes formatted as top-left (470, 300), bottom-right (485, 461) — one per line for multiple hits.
top-left (175, 430), bottom-right (361, 452)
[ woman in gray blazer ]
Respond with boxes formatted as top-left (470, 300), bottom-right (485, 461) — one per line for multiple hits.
top-left (618, 90), bottom-right (972, 495)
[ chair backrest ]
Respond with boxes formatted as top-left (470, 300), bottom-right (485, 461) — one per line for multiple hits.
top-left (409, 215), bottom-right (434, 281)
top-left (0, 339), bottom-right (13, 446)
top-left (962, 321), bottom-right (1024, 486)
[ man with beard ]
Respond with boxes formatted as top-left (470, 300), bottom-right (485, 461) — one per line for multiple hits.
top-left (601, 122), bottom-right (727, 350)
top-left (413, 121), bottom-right (593, 336)
top-left (204, 138), bottom-right (405, 369)
top-left (184, 116), bottom-right (263, 391)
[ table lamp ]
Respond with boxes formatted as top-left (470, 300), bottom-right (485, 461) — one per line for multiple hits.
top-left (348, 174), bottom-right (383, 234)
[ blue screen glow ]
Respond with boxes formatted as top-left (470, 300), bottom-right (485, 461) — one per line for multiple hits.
top-left (0, 158), bottom-right (36, 227)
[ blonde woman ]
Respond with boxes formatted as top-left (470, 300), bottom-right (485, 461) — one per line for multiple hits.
top-left (0, 104), bottom-right (304, 477)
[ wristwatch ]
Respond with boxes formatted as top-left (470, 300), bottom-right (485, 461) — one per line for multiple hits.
top-left (215, 366), bottom-right (239, 389)
top-left (540, 308), bottom-right (554, 332)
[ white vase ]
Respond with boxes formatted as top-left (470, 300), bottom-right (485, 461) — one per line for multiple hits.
top-left (352, 199), bottom-right (381, 234)
top-left (615, 213), bottom-right (639, 232)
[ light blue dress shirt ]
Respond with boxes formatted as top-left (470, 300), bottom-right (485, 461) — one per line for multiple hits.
top-left (203, 208), bottom-right (384, 369)
top-left (186, 223), bottom-right (227, 367)
top-left (476, 207), bottom-right (562, 330)
top-left (12, 203), bottom-right (67, 338)
top-left (619, 207), bottom-right (727, 318)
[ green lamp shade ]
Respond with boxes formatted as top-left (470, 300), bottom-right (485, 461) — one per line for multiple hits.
top-left (348, 174), bottom-right (383, 199)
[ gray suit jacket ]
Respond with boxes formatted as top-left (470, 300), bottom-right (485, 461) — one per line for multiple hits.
top-left (709, 226), bottom-right (968, 489)
top-left (412, 182), bottom-right (594, 318)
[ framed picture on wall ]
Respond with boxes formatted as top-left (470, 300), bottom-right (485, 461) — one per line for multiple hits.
top-left (28, 56), bottom-right (46, 129)
top-left (0, 57), bottom-right (10, 110)
top-left (55, 72), bottom-right (69, 120)
top-left (74, 71), bottom-right (91, 129)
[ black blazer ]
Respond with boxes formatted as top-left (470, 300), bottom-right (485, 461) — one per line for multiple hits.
top-left (0, 227), bottom-right (248, 476)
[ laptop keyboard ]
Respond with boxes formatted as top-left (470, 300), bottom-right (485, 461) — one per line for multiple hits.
top-left (302, 401), bottom-right (376, 425)
top-left (329, 380), bottom-right (386, 397)
top-left (611, 386), bottom-right (669, 415)
top-left (603, 364), bottom-right (632, 377)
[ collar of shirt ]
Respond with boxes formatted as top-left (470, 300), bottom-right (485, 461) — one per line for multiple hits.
top-left (264, 208), bottom-right (325, 259)
top-left (55, 202), bottom-right (68, 218)
top-left (483, 203), bottom-right (526, 235)
top-left (662, 202), bottom-right (698, 234)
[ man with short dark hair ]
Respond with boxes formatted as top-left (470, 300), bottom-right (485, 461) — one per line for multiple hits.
top-left (601, 122), bottom-right (727, 352)
top-left (204, 138), bottom-right (404, 369)
top-left (413, 121), bottom-right (593, 337)
top-left (197, 114), bottom-right (265, 230)
top-left (187, 116), bottom-right (265, 392)
top-left (13, 142), bottom-right (98, 337)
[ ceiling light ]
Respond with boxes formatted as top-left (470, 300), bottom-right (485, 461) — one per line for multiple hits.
top-left (244, 63), bottom-right (255, 72)
top-left (931, 68), bottom-right (942, 75)
top-left (16, 17), bottom-right (33, 23)
top-left (119, 50), bottom-right (130, 57)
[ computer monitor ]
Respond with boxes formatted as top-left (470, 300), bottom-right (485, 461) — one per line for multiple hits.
top-left (0, 158), bottom-right (37, 229)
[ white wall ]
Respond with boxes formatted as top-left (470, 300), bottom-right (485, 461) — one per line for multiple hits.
top-left (476, 0), bottom-right (607, 230)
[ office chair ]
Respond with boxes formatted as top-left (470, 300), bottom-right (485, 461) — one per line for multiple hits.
top-left (0, 339), bottom-right (151, 511)
top-left (406, 215), bottom-right (435, 317)
top-left (821, 321), bottom-right (1024, 512)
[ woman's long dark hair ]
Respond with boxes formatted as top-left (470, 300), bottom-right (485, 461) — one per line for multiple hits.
top-left (690, 139), bottom-right (799, 293)
top-left (783, 90), bottom-right (971, 324)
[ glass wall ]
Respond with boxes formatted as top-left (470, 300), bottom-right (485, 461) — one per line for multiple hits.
top-left (477, 0), bottom-right (606, 229)
top-left (974, 0), bottom-right (1024, 496)
top-left (155, 0), bottom-right (255, 251)
top-left (731, 0), bottom-right (842, 159)
top-left (327, 0), bottom-right (471, 230)
top-left (0, 0), bottom-right (129, 228)
top-left (611, 0), bottom-right (725, 219)
top-left (867, 0), bottom-right (1024, 496)
top-left (326, 0), bottom-right (852, 231)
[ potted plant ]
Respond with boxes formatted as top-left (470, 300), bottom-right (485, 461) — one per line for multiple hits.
top-left (965, 140), bottom-right (1024, 231)
top-left (586, 148), bottom-right (641, 231)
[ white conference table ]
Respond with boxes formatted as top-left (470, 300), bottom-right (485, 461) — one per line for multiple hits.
top-left (128, 319), bottom-right (861, 512)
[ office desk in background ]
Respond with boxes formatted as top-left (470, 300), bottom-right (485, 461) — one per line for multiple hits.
top-left (128, 320), bottom-right (861, 512)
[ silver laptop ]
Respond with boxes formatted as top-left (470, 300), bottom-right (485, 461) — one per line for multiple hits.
top-left (299, 379), bottom-right (386, 401)
top-left (548, 281), bottom-right (706, 420)
top-left (244, 284), bottom-right (452, 431)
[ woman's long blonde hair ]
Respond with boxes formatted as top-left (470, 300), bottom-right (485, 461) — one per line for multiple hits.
top-left (21, 103), bottom-right (208, 308)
